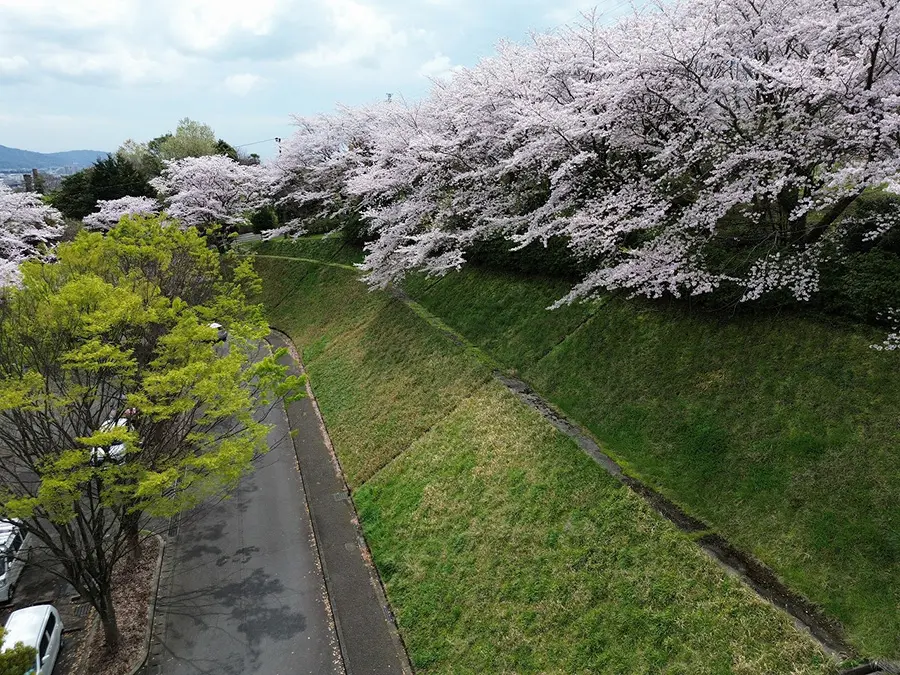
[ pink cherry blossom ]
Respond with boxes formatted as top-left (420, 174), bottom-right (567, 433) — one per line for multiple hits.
top-left (83, 196), bottom-right (161, 231)
top-left (0, 183), bottom-right (64, 286)
top-left (151, 155), bottom-right (273, 232)
top-left (271, 0), bottom-right (900, 307)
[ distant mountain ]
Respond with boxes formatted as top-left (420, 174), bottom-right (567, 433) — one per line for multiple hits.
top-left (0, 145), bottom-right (109, 172)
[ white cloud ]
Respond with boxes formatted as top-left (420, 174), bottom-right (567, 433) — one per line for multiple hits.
top-left (2, 0), bottom-right (134, 30)
top-left (0, 56), bottom-right (28, 75)
top-left (166, 0), bottom-right (289, 52)
top-left (417, 53), bottom-right (460, 80)
top-left (34, 47), bottom-right (182, 85)
top-left (293, 0), bottom-right (411, 68)
top-left (224, 73), bottom-right (264, 96)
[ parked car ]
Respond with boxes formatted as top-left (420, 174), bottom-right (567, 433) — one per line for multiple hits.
top-left (89, 415), bottom-right (131, 466)
top-left (0, 520), bottom-right (30, 603)
top-left (1, 605), bottom-right (63, 674)
top-left (207, 322), bottom-right (228, 343)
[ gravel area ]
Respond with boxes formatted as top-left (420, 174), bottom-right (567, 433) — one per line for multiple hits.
top-left (83, 537), bottom-right (161, 675)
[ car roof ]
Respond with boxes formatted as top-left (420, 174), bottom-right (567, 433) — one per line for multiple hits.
top-left (0, 520), bottom-right (22, 548)
top-left (100, 417), bottom-right (129, 431)
top-left (0, 520), bottom-right (21, 538)
top-left (2, 605), bottom-right (51, 651)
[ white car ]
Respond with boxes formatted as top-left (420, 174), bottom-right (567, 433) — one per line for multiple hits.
top-left (2, 604), bottom-right (63, 674)
top-left (207, 322), bottom-right (227, 343)
top-left (0, 520), bottom-right (30, 603)
top-left (89, 416), bottom-right (129, 466)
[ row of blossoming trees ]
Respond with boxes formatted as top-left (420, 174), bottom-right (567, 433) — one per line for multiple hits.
top-left (270, 0), bottom-right (900, 316)
top-left (2, 0), bottom-right (898, 333)
top-left (0, 155), bottom-right (270, 285)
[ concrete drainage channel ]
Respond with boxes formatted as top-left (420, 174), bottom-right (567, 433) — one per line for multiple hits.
top-left (495, 374), bottom-right (900, 674)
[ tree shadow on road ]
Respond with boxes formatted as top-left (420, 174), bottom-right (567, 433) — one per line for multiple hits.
top-left (158, 564), bottom-right (307, 674)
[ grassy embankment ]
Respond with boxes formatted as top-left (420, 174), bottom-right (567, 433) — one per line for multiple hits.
top-left (254, 238), bottom-right (841, 674)
top-left (402, 268), bottom-right (900, 660)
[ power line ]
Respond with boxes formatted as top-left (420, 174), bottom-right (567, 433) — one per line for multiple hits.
top-left (234, 138), bottom-right (279, 148)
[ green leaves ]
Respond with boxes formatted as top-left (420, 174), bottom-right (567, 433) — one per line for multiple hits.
top-left (0, 212), bottom-right (297, 560)
top-left (0, 627), bottom-right (38, 675)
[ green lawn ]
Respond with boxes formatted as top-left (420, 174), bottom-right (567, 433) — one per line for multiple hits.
top-left (252, 234), bottom-right (364, 267)
top-left (254, 243), bottom-right (840, 673)
top-left (256, 254), bottom-right (490, 486)
top-left (407, 266), bottom-right (900, 659)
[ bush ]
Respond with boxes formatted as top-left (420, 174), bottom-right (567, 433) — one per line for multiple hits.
top-left (467, 234), bottom-right (591, 280)
top-left (819, 249), bottom-right (900, 323)
top-left (249, 206), bottom-right (278, 234)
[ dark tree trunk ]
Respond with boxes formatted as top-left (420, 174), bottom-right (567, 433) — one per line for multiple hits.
top-left (96, 590), bottom-right (121, 653)
top-left (123, 510), bottom-right (142, 560)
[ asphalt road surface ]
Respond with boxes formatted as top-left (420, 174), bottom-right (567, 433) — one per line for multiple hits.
top-left (148, 395), bottom-right (343, 675)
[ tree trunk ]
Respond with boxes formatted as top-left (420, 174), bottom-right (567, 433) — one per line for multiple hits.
top-left (96, 590), bottom-right (121, 654)
top-left (122, 510), bottom-right (142, 560)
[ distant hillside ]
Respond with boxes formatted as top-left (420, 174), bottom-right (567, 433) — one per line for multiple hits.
top-left (0, 145), bottom-right (108, 172)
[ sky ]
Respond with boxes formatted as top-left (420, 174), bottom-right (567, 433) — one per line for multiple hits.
top-left (0, 0), bottom-right (635, 158)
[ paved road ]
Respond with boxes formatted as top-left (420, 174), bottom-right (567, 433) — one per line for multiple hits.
top-left (149, 393), bottom-right (343, 675)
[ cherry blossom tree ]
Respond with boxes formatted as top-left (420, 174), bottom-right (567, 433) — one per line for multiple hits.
top-left (0, 183), bottom-right (64, 286)
top-left (273, 0), bottom-right (900, 307)
top-left (83, 196), bottom-right (162, 231)
top-left (151, 155), bottom-right (273, 249)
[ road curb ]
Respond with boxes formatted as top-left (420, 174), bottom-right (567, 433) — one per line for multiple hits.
top-left (266, 331), bottom-right (350, 675)
top-left (126, 534), bottom-right (166, 675)
top-left (268, 328), bottom-right (413, 675)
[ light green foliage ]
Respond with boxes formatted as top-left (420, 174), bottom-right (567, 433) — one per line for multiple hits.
top-left (0, 628), bottom-right (37, 675)
top-left (0, 215), bottom-right (304, 649)
top-left (253, 248), bottom-right (837, 673)
top-left (116, 138), bottom-right (164, 178)
top-left (156, 118), bottom-right (218, 161)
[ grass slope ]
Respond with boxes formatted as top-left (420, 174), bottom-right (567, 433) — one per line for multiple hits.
top-left (257, 253), bottom-right (489, 486)
top-left (254, 243), bottom-right (837, 673)
top-left (357, 383), bottom-right (832, 674)
top-left (407, 266), bottom-right (900, 658)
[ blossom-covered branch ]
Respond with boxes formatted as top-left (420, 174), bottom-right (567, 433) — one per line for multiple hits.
top-left (273, 0), bottom-right (900, 305)
top-left (83, 196), bottom-right (161, 231)
top-left (0, 184), bottom-right (64, 286)
top-left (151, 155), bottom-right (273, 247)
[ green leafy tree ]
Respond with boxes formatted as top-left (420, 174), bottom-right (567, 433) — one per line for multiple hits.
top-left (117, 122), bottom-right (235, 179)
top-left (157, 118), bottom-right (218, 160)
top-left (47, 169), bottom-right (95, 220)
top-left (0, 628), bottom-right (37, 675)
top-left (116, 139), bottom-right (164, 178)
top-left (49, 155), bottom-right (154, 220)
top-left (91, 155), bottom-right (155, 203)
top-left (0, 214), bottom-right (304, 653)
top-left (216, 139), bottom-right (239, 161)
